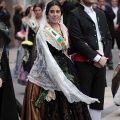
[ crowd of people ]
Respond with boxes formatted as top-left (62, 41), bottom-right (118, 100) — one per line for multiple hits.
top-left (0, 0), bottom-right (120, 119)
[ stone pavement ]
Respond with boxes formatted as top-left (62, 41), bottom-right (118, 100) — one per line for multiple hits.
top-left (9, 48), bottom-right (120, 120)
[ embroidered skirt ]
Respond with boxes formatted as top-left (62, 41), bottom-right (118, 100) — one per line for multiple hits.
top-left (21, 81), bottom-right (92, 120)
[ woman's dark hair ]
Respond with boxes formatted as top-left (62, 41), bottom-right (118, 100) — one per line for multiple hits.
top-left (25, 5), bottom-right (32, 16)
top-left (46, 0), bottom-right (63, 16)
top-left (33, 3), bottom-right (44, 11)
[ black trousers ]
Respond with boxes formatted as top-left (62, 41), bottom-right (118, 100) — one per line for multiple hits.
top-left (0, 86), bottom-right (22, 118)
top-left (74, 61), bottom-right (106, 110)
top-left (112, 31), bottom-right (120, 49)
top-left (0, 85), bottom-right (4, 116)
top-left (16, 98), bottom-right (22, 118)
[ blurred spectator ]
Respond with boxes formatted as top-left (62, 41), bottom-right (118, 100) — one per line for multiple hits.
top-left (13, 4), bottom-right (24, 37)
top-left (98, 0), bottom-right (115, 70)
top-left (27, 3), bottom-right (44, 69)
top-left (111, 0), bottom-right (120, 50)
top-left (0, 1), bottom-right (11, 28)
top-left (58, 0), bottom-right (75, 26)
top-left (105, 1), bottom-right (111, 6)
top-left (17, 5), bottom-right (33, 85)
top-left (41, 0), bottom-right (46, 7)
top-left (13, 4), bottom-right (24, 77)
top-left (25, 5), bottom-right (33, 17)
top-left (0, 29), bottom-right (19, 120)
top-left (17, 3), bottom-right (44, 85)
top-left (92, 2), bottom-right (99, 8)
top-left (0, 1), bottom-right (11, 59)
top-left (22, 5), bottom-right (33, 27)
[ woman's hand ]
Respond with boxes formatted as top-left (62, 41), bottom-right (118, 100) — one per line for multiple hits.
top-left (0, 78), bottom-right (3, 87)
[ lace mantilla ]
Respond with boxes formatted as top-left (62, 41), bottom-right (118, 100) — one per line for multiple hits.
top-left (28, 23), bottom-right (99, 104)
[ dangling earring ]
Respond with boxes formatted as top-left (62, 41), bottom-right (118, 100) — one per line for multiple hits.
top-left (59, 18), bottom-right (61, 23)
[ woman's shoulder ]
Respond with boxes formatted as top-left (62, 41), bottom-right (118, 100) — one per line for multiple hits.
top-left (44, 23), bottom-right (50, 28)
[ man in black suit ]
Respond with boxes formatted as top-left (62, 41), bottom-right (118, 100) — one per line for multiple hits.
top-left (58, 0), bottom-right (75, 26)
top-left (68, 0), bottom-right (111, 119)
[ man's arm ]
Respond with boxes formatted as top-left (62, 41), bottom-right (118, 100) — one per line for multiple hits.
top-left (68, 12), bottom-right (98, 61)
top-left (68, 11), bottom-right (108, 67)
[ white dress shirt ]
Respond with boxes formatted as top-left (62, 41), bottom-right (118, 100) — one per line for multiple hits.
top-left (83, 5), bottom-right (104, 62)
top-left (112, 7), bottom-right (118, 24)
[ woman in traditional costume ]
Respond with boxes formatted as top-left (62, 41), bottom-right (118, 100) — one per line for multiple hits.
top-left (21, 1), bottom-right (99, 120)
top-left (26, 3), bottom-right (44, 70)
top-left (18, 4), bottom-right (44, 85)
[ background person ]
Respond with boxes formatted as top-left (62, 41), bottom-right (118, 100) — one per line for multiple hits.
top-left (111, 0), bottom-right (120, 50)
top-left (0, 29), bottom-right (19, 120)
top-left (98, 0), bottom-right (115, 70)
top-left (0, 0), bottom-right (11, 58)
top-left (58, 0), bottom-right (75, 27)
top-left (13, 4), bottom-right (24, 77)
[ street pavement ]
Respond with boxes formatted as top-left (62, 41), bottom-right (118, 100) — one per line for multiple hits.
top-left (9, 47), bottom-right (120, 120)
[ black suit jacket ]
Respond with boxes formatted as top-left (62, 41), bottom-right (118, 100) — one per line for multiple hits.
top-left (117, 7), bottom-right (120, 25)
top-left (13, 13), bottom-right (23, 36)
top-left (68, 4), bottom-right (112, 61)
top-left (99, 6), bottom-right (115, 38)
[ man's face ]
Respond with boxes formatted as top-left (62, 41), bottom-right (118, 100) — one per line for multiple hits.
top-left (58, 0), bottom-right (66, 4)
top-left (98, 0), bottom-right (105, 6)
top-left (81, 0), bottom-right (96, 6)
top-left (111, 0), bottom-right (118, 7)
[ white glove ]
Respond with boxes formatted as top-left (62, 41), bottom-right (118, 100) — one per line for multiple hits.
top-left (46, 90), bottom-right (56, 102)
top-left (0, 78), bottom-right (3, 88)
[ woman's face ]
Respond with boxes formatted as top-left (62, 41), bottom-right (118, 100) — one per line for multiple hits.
top-left (48, 5), bottom-right (61, 24)
top-left (34, 7), bottom-right (42, 19)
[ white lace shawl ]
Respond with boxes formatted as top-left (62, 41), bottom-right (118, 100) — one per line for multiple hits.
top-left (43, 23), bottom-right (69, 50)
top-left (28, 23), bottom-right (100, 104)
